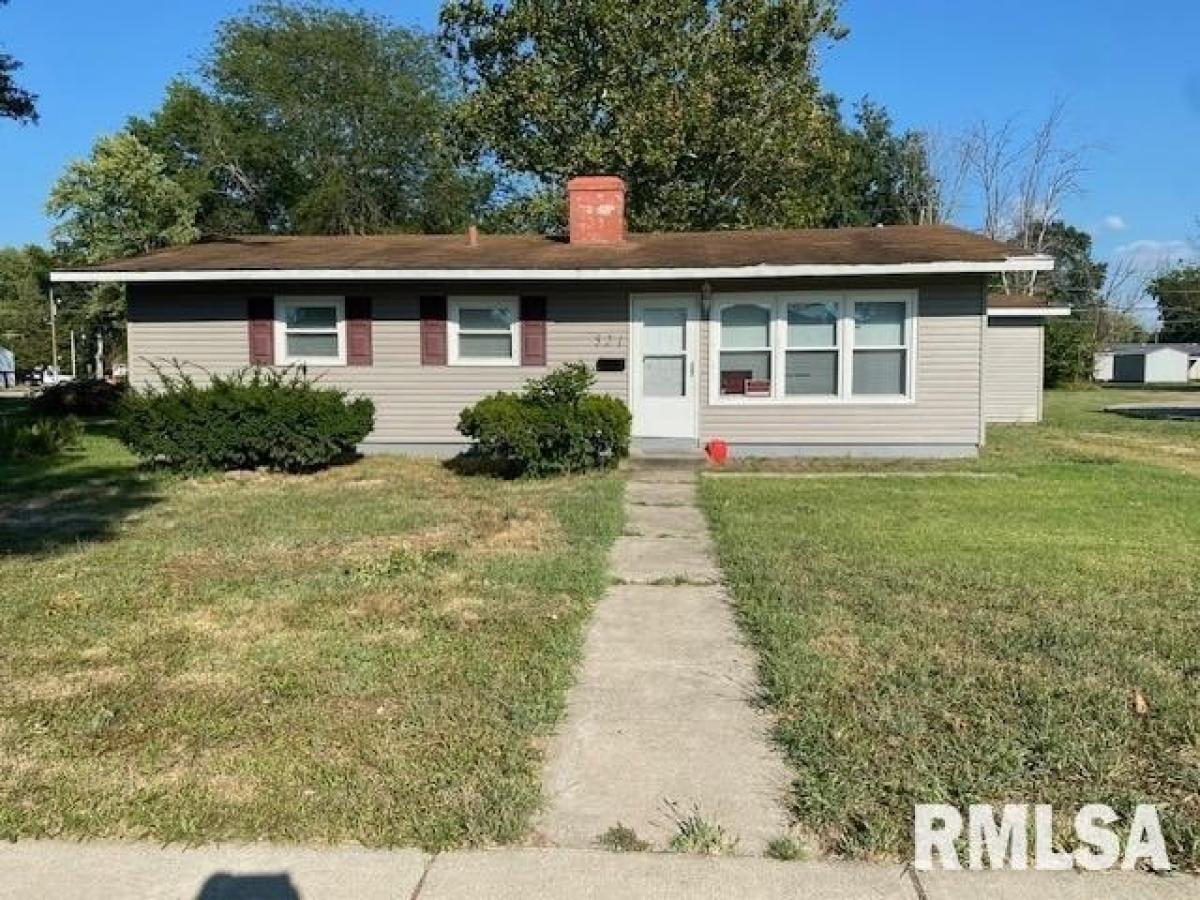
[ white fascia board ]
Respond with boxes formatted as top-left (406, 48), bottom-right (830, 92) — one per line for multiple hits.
top-left (50, 256), bottom-right (1055, 284)
top-left (987, 306), bottom-right (1071, 318)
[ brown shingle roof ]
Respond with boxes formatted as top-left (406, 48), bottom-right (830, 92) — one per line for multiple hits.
top-left (64, 225), bottom-right (1040, 274)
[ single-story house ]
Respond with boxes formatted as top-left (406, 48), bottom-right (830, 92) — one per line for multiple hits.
top-left (51, 176), bottom-right (1061, 458)
top-left (1094, 343), bottom-right (1200, 384)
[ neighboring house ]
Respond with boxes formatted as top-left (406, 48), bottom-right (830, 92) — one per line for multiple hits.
top-left (51, 176), bottom-right (1056, 458)
top-left (985, 294), bottom-right (1070, 424)
top-left (1094, 343), bottom-right (1200, 384)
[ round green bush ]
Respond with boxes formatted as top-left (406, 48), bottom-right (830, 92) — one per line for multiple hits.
top-left (117, 365), bottom-right (374, 472)
top-left (457, 362), bottom-right (631, 477)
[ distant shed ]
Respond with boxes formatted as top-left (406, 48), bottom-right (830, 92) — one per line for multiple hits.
top-left (1094, 344), bottom-right (1200, 384)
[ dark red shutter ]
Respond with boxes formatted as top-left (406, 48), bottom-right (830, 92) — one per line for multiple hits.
top-left (247, 296), bottom-right (274, 365)
top-left (420, 295), bottom-right (447, 366)
top-left (346, 296), bottom-right (373, 366)
top-left (520, 296), bottom-right (547, 366)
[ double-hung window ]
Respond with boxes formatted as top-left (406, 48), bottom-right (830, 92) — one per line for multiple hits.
top-left (852, 300), bottom-right (910, 396)
top-left (449, 297), bottom-right (520, 365)
top-left (276, 296), bottom-right (345, 365)
top-left (784, 300), bottom-right (840, 397)
top-left (711, 291), bottom-right (914, 402)
top-left (717, 303), bottom-right (773, 396)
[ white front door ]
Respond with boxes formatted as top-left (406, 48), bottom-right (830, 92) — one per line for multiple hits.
top-left (631, 294), bottom-right (699, 440)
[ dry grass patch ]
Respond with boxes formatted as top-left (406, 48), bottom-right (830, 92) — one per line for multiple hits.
top-left (0, 437), bottom-right (623, 849)
top-left (703, 389), bottom-right (1200, 869)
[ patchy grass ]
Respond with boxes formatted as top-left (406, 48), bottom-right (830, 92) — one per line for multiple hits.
top-left (664, 802), bottom-right (739, 856)
top-left (597, 823), bottom-right (651, 852)
top-left (702, 388), bottom-right (1200, 869)
top-left (0, 415), bottom-right (623, 849)
top-left (765, 835), bottom-right (806, 861)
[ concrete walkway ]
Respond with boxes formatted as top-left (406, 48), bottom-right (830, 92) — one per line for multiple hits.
top-left (4, 842), bottom-right (1196, 899)
top-left (534, 461), bottom-right (792, 853)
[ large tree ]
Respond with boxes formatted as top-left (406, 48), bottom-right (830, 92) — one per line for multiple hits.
top-left (1, 0), bottom-right (36, 123)
top-left (132, 2), bottom-right (488, 235)
top-left (46, 132), bottom-right (199, 374)
top-left (47, 131), bottom-right (199, 263)
top-left (1149, 266), bottom-right (1200, 343)
top-left (0, 245), bottom-right (51, 367)
top-left (1008, 220), bottom-right (1146, 386)
top-left (441, 0), bottom-right (933, 231)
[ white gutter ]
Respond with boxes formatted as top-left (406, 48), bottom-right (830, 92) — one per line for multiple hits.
top-left (51, 256), bottom-right (1054, 284)
top-left (987, 306), bottom-right (1071, 317)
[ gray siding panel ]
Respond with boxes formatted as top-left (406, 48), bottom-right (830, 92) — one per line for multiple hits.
top-left (127, 285), bottom-right (629, 445)
top-left (984, 317), bottom-right (1043, 423)
top-left (700, 282), bottom-right (986, 446)
top-left (127, 277), bottom-right (989, 451)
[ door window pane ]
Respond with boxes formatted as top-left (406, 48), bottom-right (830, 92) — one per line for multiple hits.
top-left (459, 306), bottom-right (514, 331)
top-left (459, 333), bottom-right (515, 358)
top-left (643, 307), bottom-right (687, 354)
top-left (785, 351), bottom-right (838, 396)
top-left (852, 349), bottom-right (906, 395)
top-left (720, 305), bottom-right (771, 349)
top-left (854, 301), bottom-right (906, 346)
top-left (787, 302), bottom-right (838, 347)
top-left (719, 350), bottom-right (771, 395)
top-left (286, 333), bottom-right (339, 358)
top-left (643, 355), bottom-right (685, 397)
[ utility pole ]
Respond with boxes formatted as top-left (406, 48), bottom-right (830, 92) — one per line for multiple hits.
top-left (70, 330), bottom-right (78, 378)
top-left (48, 288), bottom-right (59, 372)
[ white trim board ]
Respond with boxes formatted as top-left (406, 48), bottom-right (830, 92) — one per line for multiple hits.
top-left (51, 257), bottom-right (1054, 284)
top-left (987, 306), bottom-right (1071, 317)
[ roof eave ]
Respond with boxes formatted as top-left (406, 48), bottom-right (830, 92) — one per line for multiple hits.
top-left (50, 256), bottom-right (1054, 284)
top-left (987, 305), bottom-right (1072, 318)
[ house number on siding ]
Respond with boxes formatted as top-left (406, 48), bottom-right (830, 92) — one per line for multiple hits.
top-left (591, 333), bottom-right (625, 348)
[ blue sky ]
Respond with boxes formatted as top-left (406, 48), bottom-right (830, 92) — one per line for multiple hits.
top-left (2, 0), bottom-right (1198, 276)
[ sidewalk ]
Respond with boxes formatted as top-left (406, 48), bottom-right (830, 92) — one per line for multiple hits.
top-left (3, 842), bottom-right (1195, 899)
top-left (534, 461), bottom-right (792, 852)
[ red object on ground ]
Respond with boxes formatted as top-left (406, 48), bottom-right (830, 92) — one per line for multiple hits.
top-left (705, 439), bottom-right (729, 465)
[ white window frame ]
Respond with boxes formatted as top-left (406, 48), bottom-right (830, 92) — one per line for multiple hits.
top-left (448, 296), bottom-right (521, 367)
top-left (275, 296), bottom-right (346, 366)
top-left (782, 297), bottom-right (842, 401)
top-left (849, 296), bottom-right (914, 401)
top-left (708, 289), bottom-right (917, 405)
top-left (715, 299), bottom-right (774, 398)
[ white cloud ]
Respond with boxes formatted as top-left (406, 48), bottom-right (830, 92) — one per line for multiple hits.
top-left (1100, 214), bottom-right (1127, 231)
top-left (1113, 239), bottom-right (1200, 273)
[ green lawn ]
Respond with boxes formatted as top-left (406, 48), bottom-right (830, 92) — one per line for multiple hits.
top-left (702, 387), bottom-right (1200, 869)
top-left (0, 409), bottom-right (623, 848)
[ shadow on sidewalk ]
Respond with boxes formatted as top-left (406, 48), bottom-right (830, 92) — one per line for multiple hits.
top-left (197, 872), bottom-right (300, 900)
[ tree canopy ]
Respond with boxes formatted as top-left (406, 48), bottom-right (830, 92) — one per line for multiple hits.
top-left (0, 245), bottom-right (50, 365)
top-left (46, 131), bottom-right (200, 264)
top-left (0, 1), bottom-right (36, 124)
top-left (441, 0), bottom-right (936, 231)
top-left (1149, 266), bottom-right (1200, 343)
top-left (131, 2), bottom-right (488, 236)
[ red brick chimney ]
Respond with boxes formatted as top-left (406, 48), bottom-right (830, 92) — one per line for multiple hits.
top-left (567, 176), bottom-right (626, 244)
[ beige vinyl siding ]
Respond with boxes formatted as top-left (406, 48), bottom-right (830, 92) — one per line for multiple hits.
top-left (984, 317), bottom-right (1043, 423)
top-left (700, 282), bottom-right (986, 447)
top-left (128, 284), bottom-right (629, 446)
top-left (128, 276), bottom-right (991, 452)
